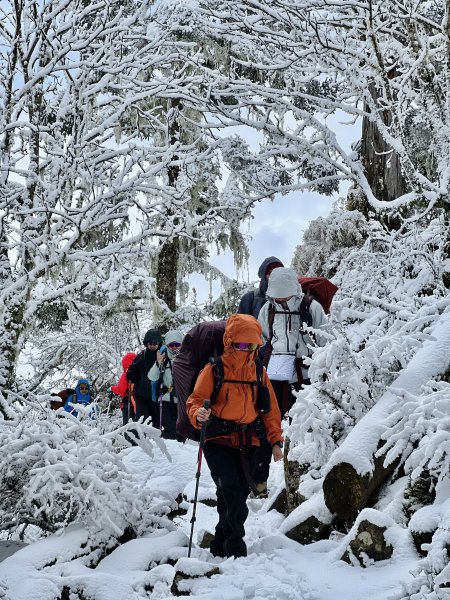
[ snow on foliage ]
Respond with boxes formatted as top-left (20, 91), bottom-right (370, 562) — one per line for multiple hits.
top-left (0, 402), bottom-right (171, 540)
top-left (287, 211), bottom-right (449, 486)
top-left (292, 209), bottom-right (369, 278)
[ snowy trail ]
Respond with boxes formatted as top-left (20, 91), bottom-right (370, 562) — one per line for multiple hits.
top-left (0, 441), bottom-right (416, 599)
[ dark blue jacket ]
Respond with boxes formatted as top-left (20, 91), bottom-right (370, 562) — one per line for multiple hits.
top-left (237, 256), bottom-right (283, 318)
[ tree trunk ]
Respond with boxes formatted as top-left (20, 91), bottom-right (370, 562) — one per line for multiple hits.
top-left (156, 237), bottom-right (179, 315)
top-left (156, 98), bottom-right (182, 319)
top-left (355, 81), bottom-right (408, 229)
top-left (361, 83), bottom-right (407, 204)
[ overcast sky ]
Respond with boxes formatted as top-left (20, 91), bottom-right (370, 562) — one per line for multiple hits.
top-left (188, 111), bottom-right (359, 304)
top-left (188, 187), bottom-right (341, 304)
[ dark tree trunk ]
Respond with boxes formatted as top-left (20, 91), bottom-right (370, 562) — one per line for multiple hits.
top-left (156, 237), bottom-right (179, 314)
top-left (361, 84), bottom-right (407, 204)
top-left (156, 99), bottom-right (182, 318)
top-left (356, 82), bottom-right (408, 229)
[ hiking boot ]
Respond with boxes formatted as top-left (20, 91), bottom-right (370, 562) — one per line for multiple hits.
top-left (224, 538), bottom-right (247, 559)
top-left (249, 482), bottom-right (268, 499)
top-left (209, 538), bottom-right (227, 558)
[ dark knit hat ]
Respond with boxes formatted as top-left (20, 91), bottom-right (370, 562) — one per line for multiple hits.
top-left (143, 328), bottom-right (163, 345)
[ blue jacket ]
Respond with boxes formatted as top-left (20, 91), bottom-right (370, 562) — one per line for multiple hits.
top-left (64, 378), bottom-right (97, 419)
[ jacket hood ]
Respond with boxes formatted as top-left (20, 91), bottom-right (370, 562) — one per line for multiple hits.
top-left (257, 256), bottom-right (284, 279)
top-left (165, 330), bottom-right (183, 346)
top-left (257, 256), bottom-right (284, 295)
top-left (143, 328), bottom-right (163, 345)
top-left (121, 352), bottom-right (137, 370)
top-left (223, 314), bottom-right (263, 349)
top-left (75, 378), bottom-right (90, 391)
top-left (266, 267), bottom-right (302, 300)
top-left (75, 378), bottom-right (91, 400)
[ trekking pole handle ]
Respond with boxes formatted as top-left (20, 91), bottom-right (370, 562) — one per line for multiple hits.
top-left (199, 400), bottom-right (210, 449)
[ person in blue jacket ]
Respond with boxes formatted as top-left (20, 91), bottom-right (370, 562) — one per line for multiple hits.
top-left (237, 256), bottom-right (284, 318)
top-left (64, 378), bottom-right (97, 419)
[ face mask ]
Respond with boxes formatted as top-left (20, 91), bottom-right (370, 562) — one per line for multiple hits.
top-left (275, 297), bottom-right (297, 311)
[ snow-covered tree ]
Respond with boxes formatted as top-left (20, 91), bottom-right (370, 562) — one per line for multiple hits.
top-left (194, 0), bottom-right (450, 221)
top-left (0, 0), bottom-right (254, 411)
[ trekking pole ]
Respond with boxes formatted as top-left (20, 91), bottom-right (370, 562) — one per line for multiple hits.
top-left (188, 399), bottom-right (210, 558)
top-left (159, 393), bottom-right (163, 432)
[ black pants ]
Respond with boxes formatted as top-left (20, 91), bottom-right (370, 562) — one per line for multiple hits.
top-left (252, 380), bottom-right (296, 484)
top-left (121, 398), bottom-right (135, 426)
top-left (134, 395), bottom-right (160, 428)
top-left (271, 380), bottom-right (297, 418)
top-left (204, 443), bottom-right (257, 558)
top-left (161, 401), bottom-right (178, 440)
top-left (127, 396), bottom-right (159, 446)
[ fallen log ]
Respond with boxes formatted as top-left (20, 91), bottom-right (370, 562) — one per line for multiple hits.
top-left (279, 492), bottom-right (333, 545)
top-left (323, 449), bottom-right (399, 520)
top-left (339, 508), bottom-right (395, 565)
top-left (322, 310), bottom-right (450, 521)
top-left (283, 437), bottom-right (308, 514)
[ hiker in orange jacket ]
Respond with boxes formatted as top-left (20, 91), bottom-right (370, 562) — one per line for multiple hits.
top-left (111, 352), bottom-right (137, 425)
top-left (186, 313), bottom-right (283, 559)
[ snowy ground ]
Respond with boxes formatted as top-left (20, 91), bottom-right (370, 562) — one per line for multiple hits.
top-left (0, 439), bottom-right (418, 599)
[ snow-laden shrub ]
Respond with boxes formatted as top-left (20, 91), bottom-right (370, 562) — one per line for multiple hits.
top-left (0, 402), bottom-right (168, 539)
top-left (396, 527), bottom-right (450, 599)
top-left (380, 380), bottom-right (450, 485)
top-left (287, 214), bottom-right (449, 487)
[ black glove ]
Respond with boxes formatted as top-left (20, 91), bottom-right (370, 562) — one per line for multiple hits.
top-left (108, 390), bottom-right (114, 401)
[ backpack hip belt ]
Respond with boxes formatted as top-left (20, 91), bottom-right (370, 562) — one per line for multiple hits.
top-left (205, 415), bottom-right (265, 440)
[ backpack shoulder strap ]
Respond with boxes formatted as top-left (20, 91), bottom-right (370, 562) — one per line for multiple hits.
top-left (262, 303), bottom-right (276, 368)
top-left (300, 295), bottom-right (313, 327)
top-left (268, 302), bottom-right (275, 339)
top-left (254, 357), bottom-right (264, 385)
top-left (252, 289), bottom-right (264, 314)
top-left (161, 355), bottom-right (172, 374)
top-left (209, 355), bottom-right (261, 394)
top-left (209, 356), bottom-right (224, 403)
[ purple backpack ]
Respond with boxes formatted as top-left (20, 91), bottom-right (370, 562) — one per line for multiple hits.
top-left (173, 321), bottom-right (226, 441)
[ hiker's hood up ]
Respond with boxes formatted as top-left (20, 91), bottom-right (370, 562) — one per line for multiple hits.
top-left (74, 378), bottom-right (91, 403)
top-left (165, 330), bottom-right (183, 347)
top-left (266, 267), bottom-right (302, 301)
top-left (164, 330), bottom-right (184, 358)
top-left (223, 314), bottom-right (263, 350)
top-left (143, 328), bottom-right (163, 346)
top-left (257, 256), bottom-right (284, 295)
top-left (121, 352), bottom-right (137, 371)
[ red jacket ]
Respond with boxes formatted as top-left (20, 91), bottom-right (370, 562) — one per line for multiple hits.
top-left (111, 353), bottom-right (136, 398)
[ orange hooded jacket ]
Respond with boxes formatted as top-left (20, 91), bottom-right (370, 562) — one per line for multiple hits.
top-left (186, 314), bottom-right (283, 448)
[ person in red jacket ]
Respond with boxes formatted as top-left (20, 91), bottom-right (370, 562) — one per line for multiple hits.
top-left (187, 314), bottom-right (283, 559)
top-left (111, 352), bottom-right (137, 425)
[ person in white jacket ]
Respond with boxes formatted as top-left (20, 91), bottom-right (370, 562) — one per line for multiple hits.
top-left (255, 267), bottom-right (328, 496)
top-left (259, 267), bottom-right (327, 395)
top-left (148, 329), bottom-right (184, 440)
